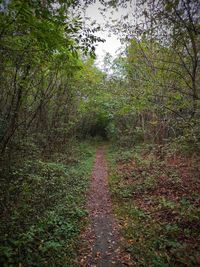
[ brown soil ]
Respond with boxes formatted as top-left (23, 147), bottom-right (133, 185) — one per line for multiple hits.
top-left (78, 146), bottom-right (131, 267)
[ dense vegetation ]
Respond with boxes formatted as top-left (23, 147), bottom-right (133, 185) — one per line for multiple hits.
top-left (107, 145), bottom-right (200, 266)
top-left (0, 0), bottom-right (200, 266)
top-left (0, 1), bottom-right (101, 265)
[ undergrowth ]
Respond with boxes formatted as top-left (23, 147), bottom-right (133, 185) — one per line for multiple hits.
top-left (0, 141), bottom-right (96, 267)
top-left (107, 144), bottom-right (200, 267)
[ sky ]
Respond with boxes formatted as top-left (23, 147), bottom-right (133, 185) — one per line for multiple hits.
top-left (85, 1), bottom-right (131, 67)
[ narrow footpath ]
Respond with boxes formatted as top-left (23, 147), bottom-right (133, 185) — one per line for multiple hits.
top-left (87, 146), bottom-right (120, 266)
top-left (79, 146), bottom-right (130, 267)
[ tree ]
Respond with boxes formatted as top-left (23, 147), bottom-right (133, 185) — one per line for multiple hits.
top-left (0, 0), bottom-right (103, 153)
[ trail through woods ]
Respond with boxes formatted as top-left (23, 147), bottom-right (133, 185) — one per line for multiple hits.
top-left (78, 147), bottom-right (130, 267)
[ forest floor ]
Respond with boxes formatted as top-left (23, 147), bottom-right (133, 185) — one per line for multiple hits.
top-left (78, 146), bottom-right (131, 267)
top-left (0, 142), bottom-right (96, 267)
top-left (1, 142), bottom-right (200, 266)
top-left (107, 145), bottom-right (200, 266)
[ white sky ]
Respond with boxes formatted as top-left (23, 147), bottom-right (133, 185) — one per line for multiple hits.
top-left (85, 1), bottom-right (131, 67)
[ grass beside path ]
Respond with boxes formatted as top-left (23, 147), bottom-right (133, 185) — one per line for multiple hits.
top-left (107, 144), bottom-right (200, 267)
top-left (0, 141), bottom-right (96, 267)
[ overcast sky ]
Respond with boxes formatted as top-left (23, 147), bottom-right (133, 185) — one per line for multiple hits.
top-left (85, 1), bottom-right (131, 66)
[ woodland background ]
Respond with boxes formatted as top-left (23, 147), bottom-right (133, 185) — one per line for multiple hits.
top-left (0, 0), bottom-right (199, 266)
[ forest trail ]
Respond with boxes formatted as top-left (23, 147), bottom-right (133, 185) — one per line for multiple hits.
top-left (79, 146), bottom-right (127, 267)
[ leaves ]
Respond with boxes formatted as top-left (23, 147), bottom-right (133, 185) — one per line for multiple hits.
top-left (108, 144), bottom-right (200, 266)
top-left (0, 142), bottom-right (96, 266)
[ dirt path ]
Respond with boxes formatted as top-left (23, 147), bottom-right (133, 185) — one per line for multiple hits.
top-left (79, 146), bottom-right (129, 267)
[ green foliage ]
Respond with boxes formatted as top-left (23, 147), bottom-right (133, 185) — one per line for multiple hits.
top-left (0, 142), bottom-right (95, 266)
top-left (107, 144), bottom-right (200, 266)
top-left (0, 0), bottom-right (200, 265)
top-left (0, 0), bottom-right (104, 155)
